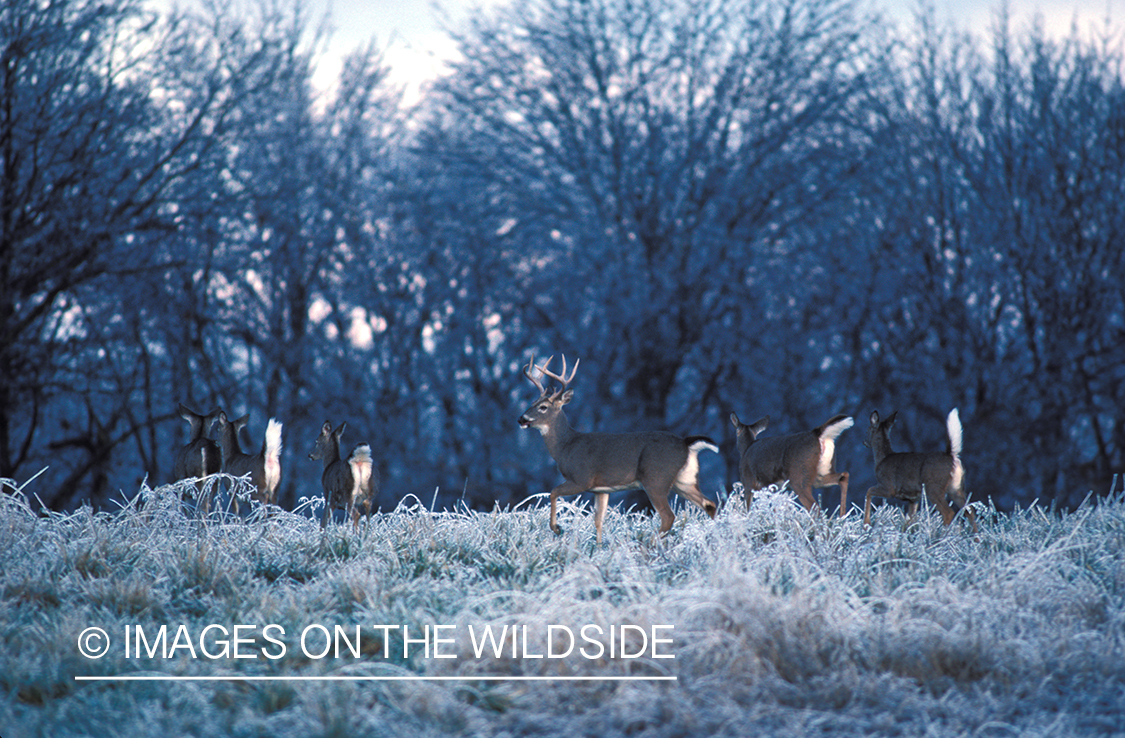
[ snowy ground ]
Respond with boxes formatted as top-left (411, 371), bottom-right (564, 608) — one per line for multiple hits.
top-left (1, 479), bottom-right (1122, 736)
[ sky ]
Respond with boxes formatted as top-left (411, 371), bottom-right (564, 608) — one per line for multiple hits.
top-left (306, 0), bottom-right (1118, 95)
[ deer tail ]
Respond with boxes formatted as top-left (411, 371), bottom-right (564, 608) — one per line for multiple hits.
top-left (263, 419), bottom-right (283, 493)
top-left (686, 436), bottom-right (719, 455)
top-left (946, 408), bottom-right (964, 491)
top-left (946, 408), bottom-right (962, 458)
top-left (817, 415), bottom-right (854, 443)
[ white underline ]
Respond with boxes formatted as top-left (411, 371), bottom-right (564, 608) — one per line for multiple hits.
top-left (75, 675), bottom-right (676, 682)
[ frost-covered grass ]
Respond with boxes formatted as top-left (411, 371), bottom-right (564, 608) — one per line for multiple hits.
top-left (1, 478), bottom-right (1123, 737)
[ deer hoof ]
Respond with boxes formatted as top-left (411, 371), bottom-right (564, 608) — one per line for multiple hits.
top-left (550, 524), bottom-right (564, 536)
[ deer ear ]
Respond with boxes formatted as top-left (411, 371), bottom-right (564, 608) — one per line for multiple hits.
top-left (886, 411), bottom-right (898, 426)
top-left (869, 411), bottom-right (880, 425)
top-left (334, 422), bottom-right (347, 439)
top-left (751, 417), bottom-right (769, 437)
top-left (730, 412), bottom-right (740, 428)
top-left (559, 389), bottom-right (574, 405)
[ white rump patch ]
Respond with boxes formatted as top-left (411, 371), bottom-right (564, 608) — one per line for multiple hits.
top-left (676, 452), bottom-right (701, 489)
top-left (349, 444), bottom-right (374, 503)
top-left (818, 439), bottom-right (836, 477)
top-left (950, 457), bottom-right (964, 492)
top-left (817, 417), bottom-right (853, 477)
top-left (678, 439), bottom-right (716, 487)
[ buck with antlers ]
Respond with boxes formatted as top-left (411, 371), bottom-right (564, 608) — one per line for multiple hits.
top-left (864, 408), bottom-right (978, 532)
top-left (730, 412), bottom-right (853, 515)
top-left (519, 354), bottom-right (718, 543)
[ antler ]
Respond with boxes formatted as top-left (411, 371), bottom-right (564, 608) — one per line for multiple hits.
top-left (522, 353), bottom-right (579, 396)
top-left (539, 354), bottom-right (579, 390)
top-left (523, 353), bottom-right (548, 394)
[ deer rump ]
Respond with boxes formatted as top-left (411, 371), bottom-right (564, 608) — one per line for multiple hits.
top-left (323, 444), bottom-right (375, 512)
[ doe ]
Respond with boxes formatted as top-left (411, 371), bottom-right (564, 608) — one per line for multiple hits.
top-left (216, 411), bottom-right (283, 513)
top-left (730, 412), bottom-right (853, 515)
top-left (864, 408), bottom-right (978, 532)
top-left (309, 421), bottom-right (377, 529)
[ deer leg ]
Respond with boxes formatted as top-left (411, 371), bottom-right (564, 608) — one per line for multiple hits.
top-left (743, 476), bottom-right (757, 510)
top-left (197, 481), bottom-right (210, 516)
top-left (944, 482), bottom-right (979, 533)
top-left (643, 475), bottom-right (677, 535)
top-left (593, 493), bottom-right (609, 544)
top-left (835, 471), bottom-right (850, 518)
top-left (904, 500), bottom-right (918, 528)
top-left (792, 473), bottom-right (817, 513)
top-left (549, 480), bottom-right (588, 535)
top-left (923, 481), bottom-right (957, 526)
top-left (864, 486), bottom-right (882, 526)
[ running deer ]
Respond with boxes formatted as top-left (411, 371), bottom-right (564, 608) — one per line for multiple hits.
top-left (518, 354), bottom-right (718, 543)
top-left (864, 408), bottom-right (978, 532)
top-left (216, 411), bottom-right (283, 512)
top-left (172, 404), bottom-right (222, 512)
top-left (309, 421), bottom-right (377, 529)
top-left (730, 413), bottom-right (853, 515)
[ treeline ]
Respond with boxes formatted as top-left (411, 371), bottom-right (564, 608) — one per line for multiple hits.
top-left (2, 0), bottom-right (1122, 512)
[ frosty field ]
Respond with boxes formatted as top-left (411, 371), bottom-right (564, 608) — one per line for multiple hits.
top-left (1, 480), bottom-right (1122, 737)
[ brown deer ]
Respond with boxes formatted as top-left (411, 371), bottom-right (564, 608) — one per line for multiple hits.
top-left (519, 354), bottom-right (718, 543)
top-left (309, 421), bottom-right (377, 529)
top-left (864, 408), bottom-right (978, 532)
top-left (216, 411), bottom-right (283, 513)
top-left (172, 404), bottom-right (222, 512)
top-left (730, 412), bottom-right (853, 515)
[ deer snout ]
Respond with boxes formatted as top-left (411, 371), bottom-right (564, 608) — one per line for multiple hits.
top-left (518, 414), bottom-right (532, 428)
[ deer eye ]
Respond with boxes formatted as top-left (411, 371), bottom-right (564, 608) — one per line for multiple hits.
top-left (538, 404), bottom-right (549, 413)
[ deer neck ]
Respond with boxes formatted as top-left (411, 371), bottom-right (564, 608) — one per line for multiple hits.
top-left (735, 434), bottom-right (753, 459)
top-left (322, 443), bottom-right (342, 470)
top-left (541, 411), bottom-right (578, 461)
top-left (870, 431), bottom-right (894, 466)
top-left (219, 426), bottom-right (241, 459)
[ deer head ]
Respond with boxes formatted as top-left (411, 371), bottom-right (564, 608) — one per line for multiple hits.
top-left (518, 354), bottom-right (579, 435)
top-left (309, 420), bottom-right (346, 465)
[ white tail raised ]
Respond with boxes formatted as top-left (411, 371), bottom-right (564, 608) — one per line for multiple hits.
top-left (519, 354), bottom-right (718, 543)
